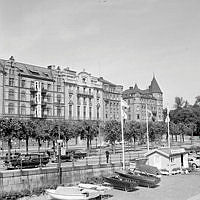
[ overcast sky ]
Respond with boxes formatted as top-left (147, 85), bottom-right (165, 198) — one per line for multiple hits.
top-left (1, 0), bottom-right (200, 109)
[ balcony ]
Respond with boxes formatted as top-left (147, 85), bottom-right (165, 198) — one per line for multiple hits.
top-left (68, 89), bottom-right (74, 94)
top-left (41, 88), bottom-right (48, 95)
top-left (42, 114), bottom-right (47, 119)
top-left (41, 102), bottom-right (47, 107)
top-left (30, 100), bottom-right (37, 107)
top-left (77, 90), bottom-right (93, 98)
top-left (30, 87), bottom-right (38, 93)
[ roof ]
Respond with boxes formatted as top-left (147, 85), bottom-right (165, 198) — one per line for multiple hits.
top-left (149, 76), bottom-right (162, 94)
top-left (145, 148), bottom-right (187, 158)
top-left (98, 77), bottom-right (116, 86)
top-left (0, 58), bottom-right (54, 81)
top-left (123, 76), bottom-right (162, 96)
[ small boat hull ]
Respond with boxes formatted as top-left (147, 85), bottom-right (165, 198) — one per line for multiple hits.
top-left (46, 186), bottom-right (100, 200)
top-left (115, 171), bottom-right (161, 188)
top-left (103, 176), bottom-right (137, 192)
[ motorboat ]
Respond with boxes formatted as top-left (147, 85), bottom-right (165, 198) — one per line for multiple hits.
top-left (46, 186), bottom-right (100, 200)
top-left (102, 175), bottom-right (138, 192)
top-left (115, 170), bottom-right (161, 188)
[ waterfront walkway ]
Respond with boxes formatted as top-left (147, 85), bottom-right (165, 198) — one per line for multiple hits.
top-left (19, 172), bottom-right (200, 200)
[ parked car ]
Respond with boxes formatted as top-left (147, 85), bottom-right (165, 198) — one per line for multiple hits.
top-left (4, 153), bottom-right (50, 169)
top-left (188, 155), bottom-right (200, 169)
top-left (72, 150), bottom-right (87, 160)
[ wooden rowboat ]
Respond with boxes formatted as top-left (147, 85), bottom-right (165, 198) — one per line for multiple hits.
top-left (103, 176), bottom-right (138, 192)
top-left (115, 170), bottom-right (161, 188)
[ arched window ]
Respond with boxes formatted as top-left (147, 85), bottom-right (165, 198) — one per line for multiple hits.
top-left (21, 91), bottom-right (26, 101)
top-left (8, 89), bottom-right (15, 100)
top-left (8, 103), bottom-right (14, 114)
top-left (21, 104), bottom-right (26, 115)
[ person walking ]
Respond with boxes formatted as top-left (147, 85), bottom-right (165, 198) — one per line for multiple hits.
top-left (105, 150), bottom-right (110, 163)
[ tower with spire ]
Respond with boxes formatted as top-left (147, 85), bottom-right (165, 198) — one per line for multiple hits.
top-left (122, 76), bottom-right (163, 122)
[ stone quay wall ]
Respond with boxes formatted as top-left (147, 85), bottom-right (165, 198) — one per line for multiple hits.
top-left (0, 163), bottom-right (123, 193)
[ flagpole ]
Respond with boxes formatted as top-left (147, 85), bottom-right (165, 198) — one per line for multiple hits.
top-left (167, 107), bottom-right (170, 148)
top-left (146, 104), bottom-right (150, 152)
top-left (121, 98), bottom-right (125, 170)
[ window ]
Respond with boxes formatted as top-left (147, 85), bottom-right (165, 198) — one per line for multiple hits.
top-left (30, 81), bottom-right (34, 88)
top-left (69, 105), bottom-right (72, 119)
top-left (9, 68), bottom-right (14, 75)
top-left (47, 94), bottom-right (51, 102)
top-left (9, 78), bottom-right (14, 86)
top-left (57, 107), bottom-right (61, 117)
top-left (77, 106), bottom-right (80, 120)
top-left (8, 103), bottom-right (14, 114)
top-left (57, 94), bottom-right (61, 103)
top-left (137, 114), bottom-right (140, 119)
top-left (89, 107), bottom-right (92, 120)
top-left (21, 80), bottom-right (26, 88)
top-left (8, 89), bottom-right (15, 100)
top-left (21, 104), bottom-right (26, 115)
top-left (21, 91), bottom-right (26, 101)
top-left (47, 107), bottom-right (52, 116)
top-left (83, 106), bottom-right (86, 119)
top-left (57, 85), bottom-right (61, 92)
top-left (47, 84), bottom-right (51, 90)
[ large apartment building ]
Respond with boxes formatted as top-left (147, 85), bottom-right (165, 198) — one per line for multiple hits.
top-left (0, 56), bottom-right (122, 121)
top-left (122, 77), bottom-right (163, 122)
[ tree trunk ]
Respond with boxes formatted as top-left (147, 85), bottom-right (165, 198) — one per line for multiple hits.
top-left (7, 138), bottom-right (12, 162)
top-left (25, 136), bottom-right (29, 154)
top-left (38, 139), bottom-right (41, 152)
top-left (182, 134), bottom-right (185, 143)
top-left (87, 137), bottom-right (90, 150)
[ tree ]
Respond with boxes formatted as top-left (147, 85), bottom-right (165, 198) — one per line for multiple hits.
top-left (124, 121), bottom-right (141, 149)
top-left (104, 120), bottom-right (121, 152)
top-left (75, 120), bottom-right (98, 150)
top-left (0, 118), bottom-right (21, 161)
top-left (18, 120), bottom-right (37, 154)
top-left (174, 97), bottom-right (185, 109)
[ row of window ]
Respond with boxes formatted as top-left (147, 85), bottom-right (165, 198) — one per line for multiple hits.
top-left (6, 103), bottom-right (101, 119)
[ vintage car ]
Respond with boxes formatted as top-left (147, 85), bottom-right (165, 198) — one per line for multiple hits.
top-left (4, 152), bottom-right (50, 169)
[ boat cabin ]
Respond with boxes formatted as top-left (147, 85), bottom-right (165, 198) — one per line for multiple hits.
top-left (144, 148), bottom-right (189, 174)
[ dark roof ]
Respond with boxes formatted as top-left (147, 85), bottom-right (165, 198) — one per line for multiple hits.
top-left (0, 58), bottom-right (54, 81)
top-left (149, 76), bottom-right (162, 94)
top-left (98, 77), bottom-right (116, 86)
top-left (123, 76), bottom-right (162, 96)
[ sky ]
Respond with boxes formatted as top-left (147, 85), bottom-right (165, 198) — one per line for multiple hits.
top-left (1, 0), bottom-right (200, 109)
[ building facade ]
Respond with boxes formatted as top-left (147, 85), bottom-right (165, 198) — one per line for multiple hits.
top-left (122, 77), bottom-right (163, 122)
top-left (0, 57), bottom-right (122, 122)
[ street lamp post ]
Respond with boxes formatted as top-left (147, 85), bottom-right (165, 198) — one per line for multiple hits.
top-left (57, 124), bottom-right (62, 185)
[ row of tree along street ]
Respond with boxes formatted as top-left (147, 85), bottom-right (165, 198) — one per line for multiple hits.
top-left (0, 96), bottom-right (200, 162)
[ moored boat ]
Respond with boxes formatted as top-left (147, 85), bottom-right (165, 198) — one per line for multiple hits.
top-left (103, 175), bottom-right (138, 192)
top-left (46, 186), bottom-right (100, 200)
top-left (115, 170), bottom-right (161, 188)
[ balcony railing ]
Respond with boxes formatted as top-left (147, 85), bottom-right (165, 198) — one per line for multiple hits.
top-left (30, 100), bottom-right (37, 106)
top-left (41, 88), bottom-right (48, 95)
top-left (30, 87), bottom-right (38, 93)
top-left (77, 90), bottom-right (94, 97)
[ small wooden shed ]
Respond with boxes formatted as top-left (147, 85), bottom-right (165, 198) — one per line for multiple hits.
top-left (144, 148), bottom-right (189, 174)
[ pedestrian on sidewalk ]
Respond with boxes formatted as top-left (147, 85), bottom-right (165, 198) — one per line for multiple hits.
top-left (105, 150), bottom-right (110, 163)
